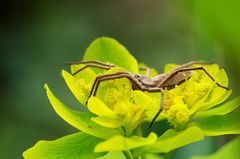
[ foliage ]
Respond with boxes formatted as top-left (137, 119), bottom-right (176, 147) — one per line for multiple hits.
top-left (190, 136), bottom-right (240, 159)
top-left (23, 37), bottom-right (240, 159)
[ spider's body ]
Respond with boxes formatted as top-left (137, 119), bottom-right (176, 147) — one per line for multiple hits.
top-left (134, 70), bottom-right (192, 90)
top-left (133, 74), bottom-right (157, 89)
top-left (68, 60), bottom-right (229, 128)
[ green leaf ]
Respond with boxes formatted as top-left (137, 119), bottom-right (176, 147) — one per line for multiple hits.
top-left (97, 152), bottom-right (125, 159)
top-left (83, 37), bottom-right (138, 73)
top-left (62, 70), bottom-right (92, 105)
top-left (145, 154), bottom-right (163, 159)
top-left (70, 64), bottom-right (96, 82)
top-left (190, 136), bottom-right (240, 159)
top-left (141, 127), bottom-right (204, 153)
top-left (23, 132), bottom-right (105, 159)
top-left (187, 65), bottom-right (231, 115)
top-left (196, 69), bottom-right (230, 111)
top-left (190, 90), bottom-right (232, 116)
top-left (91, 116), bottom-right (123, 128)
top-left (88, 97), bottom-right (116, 118)
top-left (193, 108), bottom-right (240, 136)
top-left (164, 63), bottom-right (178, 73)
top-left (93, 67), bottom-right (133, 106)
top-left (94, 132), bottom-right (158, 152)
top-left (195, 96), bottom-right (240, 118)
top-left (44, 84), bottom-right (121, 139)
top-left (131, 90), bottom-right (163, 121)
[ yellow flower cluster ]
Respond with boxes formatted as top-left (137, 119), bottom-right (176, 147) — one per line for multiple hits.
top-left (63, 61), bottom-right (230, 132)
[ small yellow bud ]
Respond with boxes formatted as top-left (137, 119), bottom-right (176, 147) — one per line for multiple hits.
top-left (164, 100), bottom-right (190, 130)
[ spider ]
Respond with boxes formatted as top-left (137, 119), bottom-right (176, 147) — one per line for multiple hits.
top-left (68, 60), bottom-right (229, 128)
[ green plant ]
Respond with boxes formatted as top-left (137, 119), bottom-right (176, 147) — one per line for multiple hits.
top-left (23, 37), bottom-right (240, 159)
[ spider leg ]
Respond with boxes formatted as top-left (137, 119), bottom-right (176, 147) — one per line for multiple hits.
top-left (146, 88), bottom-right (164, 128)
top-left (92, 73), bottom-right (143, 96)
top-left (72, 63), bottom-right (112, 76)
top-left (86, 72), bottom-right (143, 104)
top-left (66, 60), bottom-right (116, 67)
top-left (139, 67), bottom-right (150, 77)
top-left (158, 66), bottom-right (229, 90)
top-left (176, 61), bottom-right (213, 69)
top-left (88, 73), bottom-right (165, 128)
top-left (66, 60), bottom-right (116, 76)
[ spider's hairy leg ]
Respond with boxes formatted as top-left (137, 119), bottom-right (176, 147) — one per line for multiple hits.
top-left (139, 67), bottom-right (150, 77)
top-left (148, 88), bottom-right (164, 129)
top-left (176, 61), bottom-right (214, 69)
top-left (86, 72), bottom-right (143, 104)
top-left (158, 66), bottom-right (229, 90)
top-left (66, 60), bottom-right (116, 76)
top-left (86, 73), bottom-right (119, 104)
top-left (66, 60), bottom-right (116, 67)
top-left (92, 73), bottom-right (143, 96)
top-left (72, 64), bottom-right (111, 76)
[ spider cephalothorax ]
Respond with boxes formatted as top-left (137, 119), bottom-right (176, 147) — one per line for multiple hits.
top-left (68, 60), bottom-right (229, 128)
top-left (133, 74), bottom-right (158, 89)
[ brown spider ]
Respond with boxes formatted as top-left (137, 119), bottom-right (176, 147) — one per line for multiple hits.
top-left (68, 60), bottom-right (229, 128)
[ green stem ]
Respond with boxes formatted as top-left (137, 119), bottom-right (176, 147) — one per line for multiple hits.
top-left (126, 127), bottom-right (132, 137)
top-left (164, 151), bottom-right (173, 159)
top-left (136, 125), bottom-right (146, 159)
top-left (123, 151), bottom-right (134, 159)
top-left (136, 125), bottom-right (143, 136)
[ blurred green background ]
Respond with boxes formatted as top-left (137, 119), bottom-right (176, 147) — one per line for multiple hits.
top-left (1, 0), bottom-right (240, 158)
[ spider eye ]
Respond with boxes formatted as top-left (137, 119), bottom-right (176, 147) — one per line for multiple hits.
top-left (134, 74), bottom-right (140, 78)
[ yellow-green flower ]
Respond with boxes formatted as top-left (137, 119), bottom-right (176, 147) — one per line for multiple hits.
top-left (160, 63), bottom-right (231, 130)
top-left (64, 66), bottom-right (151, 134)
top-left (63, 53), bottom-right (232, 132)
top-left (23, 37), bottom-right (240, 159)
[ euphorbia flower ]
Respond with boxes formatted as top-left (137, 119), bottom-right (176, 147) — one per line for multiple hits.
top-left (23, 37), bottom-right (240, 159)
top-left (160, 63), bottom-right (231, 130)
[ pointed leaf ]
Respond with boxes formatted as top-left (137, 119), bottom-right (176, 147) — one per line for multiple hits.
top-left (194, 108), bottom-right (240, 136)
top-left (70, 64), bottom-right (96, 82)
top-left (197, 69), bottom-right (230, 111)
top-left (131, 90), bottom-right (163, 121)
top-left (195, 96), bottom-right (240, 118)
top-left (142, 127), bottom-right (204, 153)
top-left (23, 132), bottom-right (105, 159)
top-left (97, 152), bottom-right (125, 159)
top-left (190, 137), bottom-right (240, 159)
top-left (95, 133), bottom-right (158, 152)
top-left (190, 90), bottom-right (232, 115)
top-left (164, 63), bottom-right (178, 73)
top-left (44, 84), bottom-right (121, 139)
top-left (88, 97), bottom-right (116, 118)
top-left (62, 70), bottom-right (92, 105)
top-left (83, 37), bottom-right (138, 73)
top-left (188, 66), bottom-right (231, 115)
top-left (98, 151), bottom-right (164, 159)
top-left (145, 154), bottom-right (164, 159)
top-left (91, 116), bottom-right (123, 128)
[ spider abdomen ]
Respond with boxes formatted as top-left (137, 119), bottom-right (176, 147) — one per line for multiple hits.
top-left (161, 71), bottom-right (192, 90)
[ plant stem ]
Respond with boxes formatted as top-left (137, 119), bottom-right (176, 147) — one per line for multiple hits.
top-left (136, 125), bottom-right (146, 159)
top-left (126, 127), bottom-right (132, 137)
top-left (164, 151), bottom-right (173, 159)
top-left (136, 125), bottom-right (143, 136)
top-left (123, 151), bottom-right (134, 159)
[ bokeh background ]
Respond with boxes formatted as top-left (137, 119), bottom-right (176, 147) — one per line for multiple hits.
top-left (1, 0), bottom-right (240, 158)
